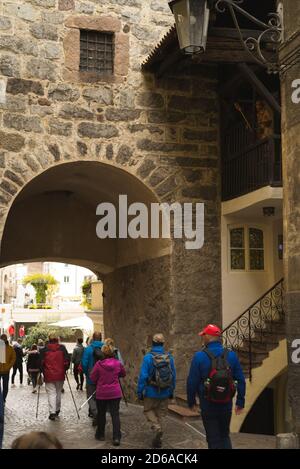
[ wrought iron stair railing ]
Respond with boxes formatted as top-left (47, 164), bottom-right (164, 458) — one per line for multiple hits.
top-left (222, 278), bottom-right (284, 381)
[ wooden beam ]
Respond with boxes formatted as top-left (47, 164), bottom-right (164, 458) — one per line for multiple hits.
top-left (238, 63), bottom-right (281, 115)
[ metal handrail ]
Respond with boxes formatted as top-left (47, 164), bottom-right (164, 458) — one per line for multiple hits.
top-left (222, 278), bottom-right (284, 381)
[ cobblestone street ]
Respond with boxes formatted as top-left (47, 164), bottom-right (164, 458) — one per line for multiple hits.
top-left (2, 376), bottom-right (276, 450)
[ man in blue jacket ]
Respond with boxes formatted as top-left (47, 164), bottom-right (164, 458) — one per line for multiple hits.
top-left (81, 331), bottom-right (104, 426)
top-left (137, 333), bottom-right (176, 449)
top-left (0, 389), bottom-right (3, 449)
top-left (187, 324), bottom-right (246, 449)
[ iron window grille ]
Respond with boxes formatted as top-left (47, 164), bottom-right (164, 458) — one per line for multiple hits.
top-left (80, 30), bottom-right (114, 75)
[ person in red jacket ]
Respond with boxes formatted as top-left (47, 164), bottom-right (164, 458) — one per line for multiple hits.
top-left (8, 324), bottom-right (15, 344)
top-left (40, 334), bottom-right (70, 421)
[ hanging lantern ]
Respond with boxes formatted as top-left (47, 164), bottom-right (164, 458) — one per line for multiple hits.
top-left (169, 0), bottom-right (211, 54)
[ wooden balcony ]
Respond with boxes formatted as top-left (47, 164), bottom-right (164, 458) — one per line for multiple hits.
top-left (222, 131), bottom-right (282, 201)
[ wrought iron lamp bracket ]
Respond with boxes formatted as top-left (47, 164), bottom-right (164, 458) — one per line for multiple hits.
top-left (213, 0), bottom-right (283, 73)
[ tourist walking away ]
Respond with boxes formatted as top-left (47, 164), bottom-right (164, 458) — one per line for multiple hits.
top-left (71, 338), bottom-right (85, 390)
top-left (11, 339), bottom-right (25, 387)
top-left (19, 325), bottom-right (25, 339)
top-left (187, 324), bottom-right (246, 449)
top-left (137, 333), bottom-right (176, 449)
top-left (27, 344), bottom-right (41, 393)
top-left (37, 339), bottom-right (45, 352)
top-left (90, 344), bottom-right (126, 446)
top-left (0, 388), bottom-right (4, 449)
top-left (8, 324), bottom-right (15, 344)
top-left (0, 334), bottom-right (16, 403)
top-left (104, 338), bottom-right (124, 364)
top-left (40, 334), bottom-right (70, 420)
top-left (81, 331), bottom-right (104, 426)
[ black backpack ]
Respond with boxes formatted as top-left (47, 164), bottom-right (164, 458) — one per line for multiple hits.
top-left (203, 348), bottom-right (237, 403)
top-left (93, 346), bottom-right (105, 365)
top-left (149, 352), bottom-right (173, 390)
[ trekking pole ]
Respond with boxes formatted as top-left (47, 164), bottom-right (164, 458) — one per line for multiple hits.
top-left (119, 379), bottom-right (128, 407)
top-left (78, 391), bottom-right (96, 411)
top-left (36, 384), bottom-right (41, 419)
top-left (65, 373), bottom-right (80, 420)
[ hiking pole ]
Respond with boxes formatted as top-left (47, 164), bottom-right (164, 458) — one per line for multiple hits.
top-left (65, 373), bottom-right (80, 420)
top-left (119, 379), bottom-right (128, 407)
top-left (36, 382), bottom-right (41, 419)
top-left (78, 391), bottom-right (96, 411)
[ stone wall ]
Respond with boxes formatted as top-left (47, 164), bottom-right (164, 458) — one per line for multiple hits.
top-left (0, 1), bottom-right (221, 392)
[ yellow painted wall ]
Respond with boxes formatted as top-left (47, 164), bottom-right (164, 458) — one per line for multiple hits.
top-left (231, 339), bottom-right (288, 433)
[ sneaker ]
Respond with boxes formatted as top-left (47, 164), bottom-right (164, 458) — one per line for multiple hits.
top-left (152, 431), bottom-right (163, 449)
top-left (76, 383), bottom-right (80, 390)
top-left (80, 385), bottom-right (83, 391)
top-left (112, 439), bottom-right (120, 447)
top-left (32, 389), bottom-right (37, 394)
top-left (92, 418), bottom-right (98, 427)
top-left (49, 414), bottom-right (56, 421)
top-left (95, 432), bottom-right (105, 441)
top-left (55, 410), bottom-right (60, 417)
top-left (61, 388), bottom-right (65, 393)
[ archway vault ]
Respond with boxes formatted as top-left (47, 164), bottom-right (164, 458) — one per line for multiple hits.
top-left (0, 160), bottom-right (171, 274)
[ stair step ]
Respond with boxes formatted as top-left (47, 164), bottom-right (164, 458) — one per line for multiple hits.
top-left (176, 393), bottom-right (199, 407)
top-left (242, 339), bottom-right (278, 351)
top-left (168, 404), bottom-right (200, 420)
top-left (237, 349), bottom-right (269, 360)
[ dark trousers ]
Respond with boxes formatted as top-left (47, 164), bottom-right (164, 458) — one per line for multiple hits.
top-left (201, 409), bottom-right (232, 449)
top-left (73, 365), bottom-right (84, 387)
top-left (30, 371), bottom-right (39, 388)
top-left (12, 362), bottom-right (23, 385)
top-left (0, 373), bottom-right (10, 402)
top-left (96, 398), bottom-right (121, 440)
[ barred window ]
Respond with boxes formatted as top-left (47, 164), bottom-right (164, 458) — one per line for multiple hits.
top-left (80, 30), bottom-right (114, 75)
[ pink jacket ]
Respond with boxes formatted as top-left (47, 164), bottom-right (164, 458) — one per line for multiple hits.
top-left (90, 358), bottom-right (126, 400)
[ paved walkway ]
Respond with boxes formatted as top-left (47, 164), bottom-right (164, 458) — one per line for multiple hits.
top-left (2, 379), bottom-right (276, 449)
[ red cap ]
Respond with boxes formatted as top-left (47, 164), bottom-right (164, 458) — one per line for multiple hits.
top-left (198, 324), bottom-right (222, 337)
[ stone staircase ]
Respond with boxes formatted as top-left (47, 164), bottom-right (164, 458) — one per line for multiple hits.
top-left (169, 279), bottom-right (285, 420)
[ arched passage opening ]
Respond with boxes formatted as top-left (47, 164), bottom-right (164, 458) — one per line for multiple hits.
top-left (0, 161), bottom-right (172, 398)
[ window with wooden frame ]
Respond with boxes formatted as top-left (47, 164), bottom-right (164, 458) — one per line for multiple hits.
top-left (229, 225), bottom-right (265, 271)
top-left (79, 30), bottom-right (114, 75)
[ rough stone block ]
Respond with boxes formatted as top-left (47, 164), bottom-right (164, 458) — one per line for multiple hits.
top-left (82, 87), bottom-right (113, 105)
top-left (48, 84), bottom-right (80, 102)
top-left (48, 144), bottom-right (61, 161)
top-left (6, 78), bottom-right (43, 96)
top-left (77, 141), bottom-right (87, 156)
top-left (0, 130), bottom-right (25, 152)
top-left (105, 108), bottom-right (141, 122)
top-left (137, 159), bottom-right (156, 179)
top-left (4, 3), bottom-right (39, 22)
top-left (59, 103), bottom-right (94, 120)
top-left (137, 139), bottom-right (198, 154)
top-left (58, 0), bottom-right (75, 10)
top-left (136, 92), bottom-right (164, 109)
top-left (49, 119), bottom-right (73, 136)
top-left (276, 433), bottom-right (299, 449)
top-left (0, 17), bottom-right (12, 31)
top-left (30, 23), bottom-right (58, 41)
top-left (3, 114), bottom-right (43, 133)
top-left (168, 95), bottom-right (217, 113)
top-left (26, 58), bottom-right (57, 82)
top-left (116, 145), bottom-right (133, 165)
top-left (0, 55), bottom-right (20, 77)
top-left (182, 129), bottom-right (218, 142)
top-left (78, 122), bottom-right (118, 139)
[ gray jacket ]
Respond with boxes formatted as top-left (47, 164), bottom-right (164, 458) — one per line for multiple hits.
top-left (71, 344), bottom-right (84, 366)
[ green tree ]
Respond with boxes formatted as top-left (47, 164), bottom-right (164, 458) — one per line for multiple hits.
top-left (23, 273), bottom-right (58, 305)
top-left (22, 323), bottom-right (73, 349)
top-left (82, 280), bottom-right (92, 310)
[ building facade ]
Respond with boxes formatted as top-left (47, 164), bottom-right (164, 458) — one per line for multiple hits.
top-left (0, 0), bottom-right (299, 439)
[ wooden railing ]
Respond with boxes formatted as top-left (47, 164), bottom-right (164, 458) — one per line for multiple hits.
top-left (222, 133), bottom-right (282, 201)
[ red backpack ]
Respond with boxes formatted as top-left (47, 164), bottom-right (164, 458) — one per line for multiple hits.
top-left (203, 348), bottom-right (237, 403)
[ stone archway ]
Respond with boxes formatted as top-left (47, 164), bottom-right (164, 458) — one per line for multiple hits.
top-left (0, 159), bottom-right (172, 398)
